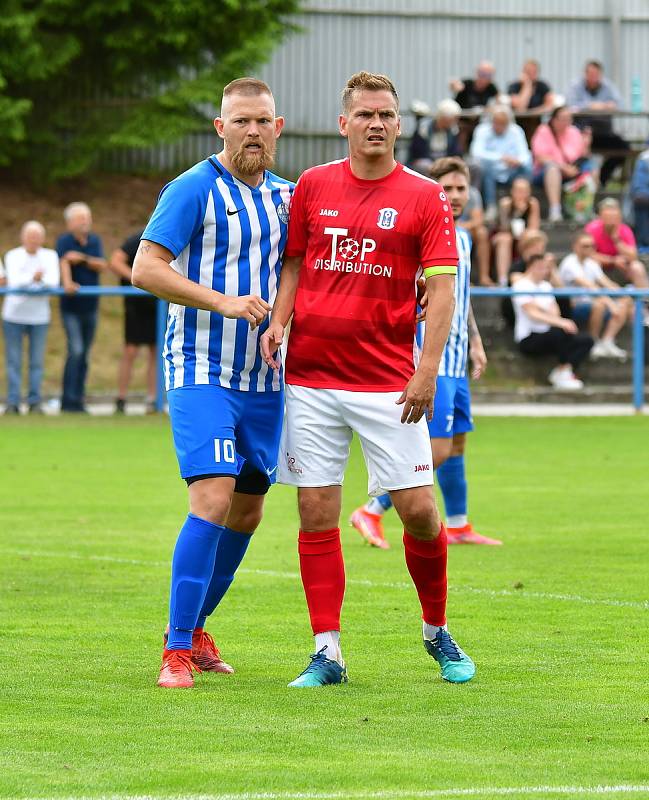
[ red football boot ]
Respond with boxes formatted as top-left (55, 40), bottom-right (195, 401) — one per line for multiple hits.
top-left (349, 507), bottom-right (390, 549)
top-left (447, 523), bottom-right (502, 546)
top-left (157, 648), bottom-right (201, 688)
top-left (192, 628), bottom-right (235, 674)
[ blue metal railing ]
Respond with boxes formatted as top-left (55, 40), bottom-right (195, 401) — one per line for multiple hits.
top-left (0, 285), bottom-right (647, 412)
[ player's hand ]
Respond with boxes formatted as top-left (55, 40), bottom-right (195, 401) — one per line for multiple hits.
top-left (260, 320), bottom-right (284, 370)
top-left (396, 370), bottom-right (436, 424)
top-left (469, 337), bottom-right (487, 380)
top-left (218, 294), bottom-right (271, 329)
top-left (416, 277), bottom-right (428, 321)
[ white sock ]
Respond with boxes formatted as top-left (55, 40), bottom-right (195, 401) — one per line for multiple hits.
top-left (314, 631), bottom-right (342, 664)
top-left (447, 514), bottom-right (468, 528)
top-left (365, 498), bottom-right (386, 516)
top-left (423, 621), bottom-right (448, 641)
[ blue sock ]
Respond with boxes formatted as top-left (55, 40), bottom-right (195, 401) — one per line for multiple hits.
top-left (376, 493), bottom-right (393, 511)
top-left (436, 455), bottom-right (467, 518)
top-left (167, 514), bottom-right (224, 650)
top-left (195, 527), bottom-right (252, 629)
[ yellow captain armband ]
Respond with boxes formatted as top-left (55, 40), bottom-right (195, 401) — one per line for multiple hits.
top-left (423, 265), bottom-right (457, 278)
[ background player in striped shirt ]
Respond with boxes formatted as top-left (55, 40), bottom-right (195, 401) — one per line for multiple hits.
top-left (351, 157), bottom-right (502, 548)
top-left (261, 72), bottom-right (475, 687)
top-left (132, 77), bottom-right (293, 688)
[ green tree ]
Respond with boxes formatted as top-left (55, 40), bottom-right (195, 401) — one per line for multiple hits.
top-left (0, 0), bottom-right (300, 179)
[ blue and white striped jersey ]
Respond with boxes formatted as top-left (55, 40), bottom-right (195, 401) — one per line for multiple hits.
top-left (438, 227), bottom-right (472, 378)
top-left (142, 156), bottom-right (293, 392)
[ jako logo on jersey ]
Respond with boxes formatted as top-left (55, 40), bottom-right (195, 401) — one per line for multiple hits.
top-left (314, 227), bottom-right (393, 278)
top-left (414, 463), bottom-right (431, 472)
top-left (377, 207), bottom-right (398, 230)
top-left (319, 209), bottom-right (339, 217)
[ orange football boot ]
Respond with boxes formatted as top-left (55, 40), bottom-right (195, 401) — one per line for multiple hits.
top-left (157, 648), bottom-right (201, 688)
top-left (349, 507), bottom-right (390, 549)
top-left (192, 628), bottom-right (234, 674)
top-left (447, 523), bottom-right (502, 546)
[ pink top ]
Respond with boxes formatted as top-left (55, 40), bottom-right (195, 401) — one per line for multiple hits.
top-left (584, 218), bottom-right (636, 257)
top-left (531, 124), bottom-right (585, 170)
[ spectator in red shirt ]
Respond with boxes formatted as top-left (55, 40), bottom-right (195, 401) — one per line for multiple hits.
top-left (584, 198), bottom-right (649, 291)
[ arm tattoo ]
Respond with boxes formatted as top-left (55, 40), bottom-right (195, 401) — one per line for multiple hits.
top-left (138, 243), bottom-right (152, 256)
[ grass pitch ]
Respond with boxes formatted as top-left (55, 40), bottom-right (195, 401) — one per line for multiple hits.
top-left (1, 415), bottom-right (648, 800)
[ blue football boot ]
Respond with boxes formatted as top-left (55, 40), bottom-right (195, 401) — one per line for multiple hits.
top-left (424, 628), bottom-right (476, 683)
top-left (288, 647), bottom-right (348, 688)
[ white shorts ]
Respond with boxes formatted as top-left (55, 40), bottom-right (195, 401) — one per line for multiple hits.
top-left (278, 385), bottom-right (434, 497)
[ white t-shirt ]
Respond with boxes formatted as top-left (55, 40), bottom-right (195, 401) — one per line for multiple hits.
top-left (559, 253), bottom-right (605, 304)
top-left (1, 247), bottom-right (60, 325)
top-left (512, 277), bottom-right (557, 342)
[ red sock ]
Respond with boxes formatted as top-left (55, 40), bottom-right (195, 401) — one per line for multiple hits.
top-left (403, 525), bottom-right (448, 626)
top-left (298, 528), bottom-right (345, 634)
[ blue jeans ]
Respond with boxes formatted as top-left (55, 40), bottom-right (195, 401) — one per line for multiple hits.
top-left (480, 161), bottom-right (532, 207)
top-left (61, 310), bottom-right (97, 410)
top-left (3, 321), bottom-right (49, 406)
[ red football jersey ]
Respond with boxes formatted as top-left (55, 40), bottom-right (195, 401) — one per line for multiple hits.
top-left (284, 158), bottom-right (458, 391)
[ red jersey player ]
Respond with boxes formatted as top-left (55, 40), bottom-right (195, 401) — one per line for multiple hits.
top-left (260, 71), bottom-right (476, 687)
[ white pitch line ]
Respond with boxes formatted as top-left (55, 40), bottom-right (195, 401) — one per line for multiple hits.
top-left (14, 784), bottom-right (649, 800)
top-left (4, 549), bottom-right (648, 611)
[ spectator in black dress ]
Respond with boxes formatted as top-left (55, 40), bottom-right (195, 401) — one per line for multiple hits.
top-left (508, 60), bottom-right (555, 114)
top-left (450, 61), bottom-right (499, 110)
top-left (108, 229), bottom-right (158, 413)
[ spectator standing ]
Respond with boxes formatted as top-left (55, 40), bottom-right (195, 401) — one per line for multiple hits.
top-left (57, 202), bottom-right (107, 412)
top-left (457, 185), bottom-right (492, 286)
top-left (492, 176), bottom-right (541, 286)
top-left (531, 106), bottom-right (596, 223)
top-left (629, 145), bottom-right (649, 252)
top-left (451, 61), bottom-right (499, 109)
top-left (566, 60), bottom-right (630, 186)
top-left (584, 198), bottom-right (649, 293)
top-left (408, 99), bottom-right (462, 174)
top-left (108, 229), bottom-right (158, 414)
top-left (513, 253), bottom-right (593, 390)
top-left (508, 59), bottom-right (555, 114)
top-left (559, 232), bottom-right (632, 359)
top-left (469, 104), bottom-right (532, 222)
top-left (2, 221), bottom-right (60, 414)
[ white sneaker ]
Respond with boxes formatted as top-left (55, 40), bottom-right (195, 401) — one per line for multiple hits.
top-left (548, 207), bottom-right (563, 223)
top-left (591, 339), bottom-right (629, 361)
top-left (484, 204), bottom-right (498, 224)
top-left (548, 366), bottom-right (584, 391)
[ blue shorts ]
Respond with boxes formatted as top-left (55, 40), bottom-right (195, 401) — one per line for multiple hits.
top-left (572, 302), bottom-right (611, 325)
top-left (427, 375), bottom-right (474, 439)
top-left (167, 384), bottom-right (284, 494)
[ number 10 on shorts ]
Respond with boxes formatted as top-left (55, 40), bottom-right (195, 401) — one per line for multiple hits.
top-left (214, 438), bottom-right (236, 463)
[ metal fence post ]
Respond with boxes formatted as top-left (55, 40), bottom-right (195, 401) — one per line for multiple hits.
top-left (633, 298), bottom-right (645, 413)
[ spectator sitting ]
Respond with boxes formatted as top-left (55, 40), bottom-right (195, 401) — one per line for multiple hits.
top-left (513, 253), bottom-right (593, 390)
top-left (492, 176), bottom-right (541, 286)
top-left (470, 104), bottom-right (532, 222)
top-left (508, 59), bottom-right (555, 114)
top-left (566, 60), bottom-right (629, 186)
top-left (629, 144), bottom-right (649, 253)
top-left (450, 61), bottom-right (499, 109)
top-left (108, 229), bottom-right (158, 414)
top-left (559, 232), bottom-right (632, 360)
top-left (57, 202), bottom-right (107, 413)
top-left (531, 105), bottom-right (597, 223)
top-left (584, 198), bottom-right (649, 294)
top-left (456, 184), bottom-right (492, 286)
top-left (408, 99), bottom-right (462, 175)
top-left (2, 221), bottom-right (60, 414)
top-left (0, 258), bottom-right (5, 287)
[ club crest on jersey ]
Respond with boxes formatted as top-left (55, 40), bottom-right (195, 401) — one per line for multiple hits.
top-left (377, 207), bottom-right (398, 230)
top-left (277, 201), bottom-right (290, 224)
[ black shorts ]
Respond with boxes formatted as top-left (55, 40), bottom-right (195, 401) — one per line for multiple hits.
top-left (124, 297), bottom-right (157, 345)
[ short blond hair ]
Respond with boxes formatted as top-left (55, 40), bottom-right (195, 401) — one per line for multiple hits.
top-left (341, 71), bottom-right (399, 114)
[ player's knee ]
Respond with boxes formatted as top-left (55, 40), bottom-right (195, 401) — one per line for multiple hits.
top-left (399, 499), bottom-right (439, 540)
top-left (298, 493), bottom-right (337, 531)
top-left (189, 484), bottom-right (232, 526)
top-left (227, 505), bottom-right (263, 534)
